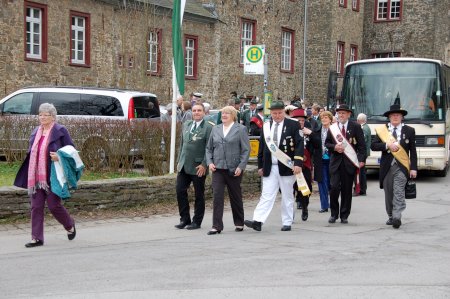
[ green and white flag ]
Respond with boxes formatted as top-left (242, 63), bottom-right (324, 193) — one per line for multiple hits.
top-left (172, 0), bottom-right (185, 95)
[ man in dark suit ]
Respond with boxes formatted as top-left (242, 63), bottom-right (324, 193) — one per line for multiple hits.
top-left (325, 104), bottom-right (366, 224)
top-left (241, 97), bottom-right (258, 132)
top-left (371, 104), bottom-right (417, 229)
top-left (175, 103), bottom-right (214, 230)
top-left (244, 101), bottom-right (304, 232)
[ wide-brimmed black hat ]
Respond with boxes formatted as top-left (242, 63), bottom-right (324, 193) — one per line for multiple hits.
top-left (383, 104), bottom-right (408, 117)
top-left (269, 101), bottom-right (285, 110)
top-left (335, 104), bottom-right (352, 113)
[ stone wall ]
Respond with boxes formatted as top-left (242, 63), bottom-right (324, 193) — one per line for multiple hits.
top-left (0, 166), bottom-right (260, 219)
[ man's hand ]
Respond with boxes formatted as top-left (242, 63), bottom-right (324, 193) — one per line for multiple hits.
top-left (410, 170), bottom-right (417, 179)
top-left (234, 167), bottom-right (242, 177)
top-left (293, 166), bottom-right (302, 175)
top-left (388, 142), bottom-right (399, 152)
top-left (196, 165), bottom-right (206, 177)
top-left (359, 161), bottom-right (365, 168)
top-left (302, 127), bottom-right (312, 136)
top-left (335, 143), bottom-right (345, 153)
top-left (258, 168), bottom-right (264, 177)
top-left (208, 163), bottom-right (216, 172)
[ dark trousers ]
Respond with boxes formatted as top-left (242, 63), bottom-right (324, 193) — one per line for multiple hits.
top-left (329, 163), bottom-right (354, 219)
top-left (294, 167), bottom-right (312, 209)
top-left (211, 169), bottom-right (244, 231)
top-left (31, 189), bottom-right (74, 242)
top-left (176, 168), bottom-right (206, 225)
top-left (359, 162), bottom-right (367, 194)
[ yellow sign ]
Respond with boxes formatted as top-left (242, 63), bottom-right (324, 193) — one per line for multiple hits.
top-left (249, 139), bottom-right (259, 158)
top-left (263, 90), bottom-right (273, 117)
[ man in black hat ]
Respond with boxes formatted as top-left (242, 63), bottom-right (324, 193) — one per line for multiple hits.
top-left (244, 101), bottom-right (304, 232)
top-left (241, 97), bottom-right (258, 132)
top-left (371, 104), bottom-right (417, 229)
top-left (249, 104), bottom-right (264, 136)
top-left (325, 104), bottom-right (366, 224)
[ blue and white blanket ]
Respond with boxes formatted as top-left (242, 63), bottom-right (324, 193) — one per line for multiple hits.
top-left (50, 145), bottom-right (84, 199)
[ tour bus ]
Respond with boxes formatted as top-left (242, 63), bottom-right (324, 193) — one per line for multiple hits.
top-left (340, 58), bottom-right (450, 176)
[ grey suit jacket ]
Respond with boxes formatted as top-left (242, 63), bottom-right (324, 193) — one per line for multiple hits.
top-left (206, 123), bottom-right (250, 172)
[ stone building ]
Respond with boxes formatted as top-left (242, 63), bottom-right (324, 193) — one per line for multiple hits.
top-left (0, 0), bottom-right (448, 107)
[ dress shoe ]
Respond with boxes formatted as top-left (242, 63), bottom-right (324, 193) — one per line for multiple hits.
top-left (235, 227), bottom-right (244, 232)
top-left (186, 223), bottom-right (201, 230)
top-left (341, 218), bottom-right (348, 224)
top-left (244, 220), bottom-right (262, 231)
top-left (207, 229), bottom-right (221, 235)
top-left (319, 209), bottom-right (328, 213)
top-left (386, 218), bottom-right (393, 225)
top-left (174, 221), bottom-right (190, 229)
top-left (281, 225), bottom-right (291, 231)
top-left (328, 216), bottom-right (337, 223)
top-left (25, 239), bottom-right (43, 248)
top-left (67, 224), bottom-right (76, 240)
top-left (392, 218), bottom-right (402, 229)
top-left (359, 192), bottom-right (367, 196)
top-left (301, 210), bottom-right (308, 221)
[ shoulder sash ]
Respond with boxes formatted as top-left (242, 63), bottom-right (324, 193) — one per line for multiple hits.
top-left (375, 125), bottom-right (410, 172)
top-left (329, 123), bottom-right (360, 168)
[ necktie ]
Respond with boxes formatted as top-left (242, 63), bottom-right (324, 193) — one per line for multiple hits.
top-left (191, 122), bottom-right (197, 133)
top-left (341, 124), bottom-right (346, 138)
top-left (393, 127), bottom-right (397, 140)
top-left (273, 122), bottom-right (279, 145)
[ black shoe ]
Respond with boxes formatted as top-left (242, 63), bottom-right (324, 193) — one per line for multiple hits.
top-left (25, 240), bottom-right (43, 248)
top-left (359, 192), bottom-right (367, 196)
top-left (67, 224), bottom-right (76, 241)
top-left (301, 210), bottom-right (308, 221)
top-left (341, 218), bottom-right (348, 224)
top-left (174, 221), bottom-right (190, 229)
top-left (328, 216), bottom-right (337, 223)
top-left (392, 218), bottom-right (402, 229)
top-left (235, 227), bottom-right (244, 232)
top-left (207, 229), bottom-right (221, 235)
top-left (386, 218), bottom-right (393, 225)
top-left (186, 223), bottom-right (201, 230)
top-left (319, 209), bottom-right (328, 213)
top-left (281, 225), bottom-right (291, 231)
top-left (244, 220), bottom-right (262, 231)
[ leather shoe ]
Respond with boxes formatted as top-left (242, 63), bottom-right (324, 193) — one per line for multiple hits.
top-left (328, 216), bottom-right (337, 223)
top-left (281, 225), bottom-right (291, 231)
top-left (186, 223), bottom-right (201, 230)
top-left (67, 224), bottom-right (76, 241)
top-left (386, 218), bottom-right (393, 225)
top-left (301, 210), bottom-right (308, 221)
top-left (207, 229), bottom-right (221, 235)
top-left (244, 220), bottom-right (262, 231)
top-left (174, 221), bottom-right (190, 229)
top-left (25, 240), bottom-right (43, 248)
top-left (392, 218), bottom-right (402, 229)
top-left (359, 192), bottom-right (367, 196)
top-left (235, 227), bottom-right (244, 232)
top-left (341, 218), bottom-right (348, 224)
top-left (319, 209), bottom-right (328, 213)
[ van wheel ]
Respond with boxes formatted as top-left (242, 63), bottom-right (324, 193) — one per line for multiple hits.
top-left (82, 138), bottom-right (109, 170)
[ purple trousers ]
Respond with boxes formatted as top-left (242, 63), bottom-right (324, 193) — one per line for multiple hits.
top-left (31, 189), bottom-right (74, 242)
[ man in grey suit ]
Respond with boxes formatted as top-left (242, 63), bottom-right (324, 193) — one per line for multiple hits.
top-left (175, 103), bottom-right (214, 230)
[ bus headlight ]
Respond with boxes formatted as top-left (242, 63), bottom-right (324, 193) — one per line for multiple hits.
top-left (425, 136), bottom-right (444, 146)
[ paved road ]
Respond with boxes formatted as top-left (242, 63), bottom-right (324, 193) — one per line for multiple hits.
top-left (1, 172), bottom-right (449, 298)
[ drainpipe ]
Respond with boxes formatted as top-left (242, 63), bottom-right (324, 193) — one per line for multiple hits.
top-left (302, 0), bottom-right (308, 102)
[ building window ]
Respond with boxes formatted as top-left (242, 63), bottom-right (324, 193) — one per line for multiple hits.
top-left (339, 0), bottom-right (347, 8)
top-left (352, 0), bottom-right (360, 11)
top-left (371, 52), bottom-right (401, 59)
top-left (24, 1), bottom-right (47, 62)
top-left (350, 45), bottom-right (358, 62)
top-left (336, 42), bottom-right (345, 75)
top-left (128, 55), bottom-right (134, 68)
top-left (375, 0), bottom-right (402, 21)
top-left (240, 18), bottom-right (256, 65)
top-left (281, 28), bottom-right (295, 73)
top-left (118, 54), bottom-right (124, 68)
top-left (70, 11), bottom-right (90, 67)
top-left (147, 29), bottom-right (162, 75)
top-left (184, 35), bottom-right (198, 79)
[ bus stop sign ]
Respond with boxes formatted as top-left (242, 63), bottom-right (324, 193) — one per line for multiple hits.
top-left (244, 45), bottom-right (265, 75)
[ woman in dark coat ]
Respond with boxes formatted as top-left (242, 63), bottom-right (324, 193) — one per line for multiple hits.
top-left (14, 103), bottom-right (76, 248)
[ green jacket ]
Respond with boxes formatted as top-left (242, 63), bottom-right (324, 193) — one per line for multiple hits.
top-left (241, 108), bottom-right (256, 129)
top-left (177, 119), bottom-right (214, 175)
top-left (362, 123), bottom-right (371, 157)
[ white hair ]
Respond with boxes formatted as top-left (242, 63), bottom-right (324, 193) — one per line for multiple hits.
top-left (357, 113), bottom-right (367, 122)
top-left (38, 103), bottom-right (57, 117)
top-left (203, 102), bottom-right (211, 113)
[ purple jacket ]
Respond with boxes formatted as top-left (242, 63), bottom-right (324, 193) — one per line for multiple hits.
top-left (14, 123), bottom-right (75, 189)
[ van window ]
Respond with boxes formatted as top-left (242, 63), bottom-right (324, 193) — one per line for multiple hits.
top-left (133, 96), bottom-right (160, 118)
top-left (39, 92), bottom-right (80, 115)
top-left (80, 94), bottom-right (124, 116)
top-left (2, 93), bottom-right (34, 114)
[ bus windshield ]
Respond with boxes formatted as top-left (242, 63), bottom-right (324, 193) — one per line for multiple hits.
top-left (343, 61), bottom-right (444, 122)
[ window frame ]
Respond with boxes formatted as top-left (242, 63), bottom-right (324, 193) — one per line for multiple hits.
top-left (147, 29), bottom-right (162, 76)
top-left (184, 34), bottom-right (198, 80)
top-left (339, 0), bottom-right (348, 8)
top-left (280, 27), bottom-right (295, 74)
top-left (371, 52), bottom-right (401, 59)
top-left (240, 18), bottom-right (257, 66)
top-left (352, 0), bottom-right (360, 11)
top-left (374, 0), bottom-right (402, 22)
top-left (350, 44), bottom-right (358, 62)
top-left (336, 42), bottom-right (345, 76)
top-left (69, 10), bottom-right (91, 67)
top-left (24, 1), bottom-right (48, 62)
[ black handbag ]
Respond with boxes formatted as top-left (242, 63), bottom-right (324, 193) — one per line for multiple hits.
top-left (405, 180), bottom-right (416, 199)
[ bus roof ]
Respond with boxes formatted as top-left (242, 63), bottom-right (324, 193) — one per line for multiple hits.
top-left (345, 58), bottom-right (447, 68)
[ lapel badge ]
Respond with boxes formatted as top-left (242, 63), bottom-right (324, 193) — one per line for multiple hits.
top-left (405, 139), bottom-right (409, 144)
top-left (283, 139), bottom-right (286, 146)
top-left (402, 134), bottom-right (405, 139)
top-left (283, 126), bottom-right (286, 133)
top-left (290, 140), bottom-right (294, 147)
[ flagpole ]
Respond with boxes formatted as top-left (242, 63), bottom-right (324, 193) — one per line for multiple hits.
top-left (169, 64), bottom-right (178, 174)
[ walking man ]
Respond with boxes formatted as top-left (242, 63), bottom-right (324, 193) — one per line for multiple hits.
top-left (175, 103), bottom-right (214, 230)
top-left (355, 113), bottom-right (371, 196)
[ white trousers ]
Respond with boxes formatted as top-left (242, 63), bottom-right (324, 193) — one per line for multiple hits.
top-left (253, 165), bottom-right (296, 226)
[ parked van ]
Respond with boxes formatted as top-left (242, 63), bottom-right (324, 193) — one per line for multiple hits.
top-left (0, 86), bottom-right (160, 119)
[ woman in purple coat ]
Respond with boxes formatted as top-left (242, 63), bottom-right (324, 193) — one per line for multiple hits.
top-left (14, 103), bottom-right (76, 248)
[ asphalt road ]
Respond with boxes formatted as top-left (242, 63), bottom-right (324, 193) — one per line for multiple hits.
top-left (0, 171), bottom-right (449, 299)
